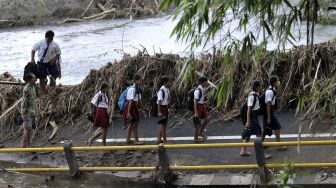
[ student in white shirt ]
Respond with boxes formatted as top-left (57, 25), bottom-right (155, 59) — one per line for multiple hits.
top-left (240, 80), bottom-right (262, 156)
top-left (88, 83), bottom-right (110, 146)
top-left (122, 74), bottom-right (144, 145)
top-left (156, 75), bottom-right (173, 144)
top-left (31, 30), bottom-right (61, 94)
top-left (261, 75), bottom-right (287, 151)
top-left (193, 76), bottom-right (210, 142)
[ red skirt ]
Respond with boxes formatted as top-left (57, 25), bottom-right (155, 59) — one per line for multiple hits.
top-left (94, 108), bottom-right (109, 129)
top-left (161, 105), bottom-right (169, 118)
top-left (122, 102), bottom-right (139, 122)
top-left (196, 104), bottom-right (209, 119)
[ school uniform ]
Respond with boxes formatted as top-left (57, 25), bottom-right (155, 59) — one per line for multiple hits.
top-left (247, 92), bottom-right (262, 136)
top-left (91, 91), bottom-right (109, 129)
top-left (122, 85), bottom-right (141, 122)
top-left (194, 85), bottom-right (209, 119)
top-left (32, 39), bottom-right (61, 79)
top-left (156, 85), bottom-right (170, 125)
top-left (263, 86), bottom-right (281, 130)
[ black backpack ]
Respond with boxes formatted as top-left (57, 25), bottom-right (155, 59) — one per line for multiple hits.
top-left (87, 94), bottom-right (103, 123)
top-left (23, 62), bottom-right (39, 82)
top-left (259, 88), bottom-right (276, 116)
top-left (149, 89), bottom-right (165, 117)
top-left (240, 94), bottom-right (258, 125)
top-left (187, 88), bottom-right (202, 111)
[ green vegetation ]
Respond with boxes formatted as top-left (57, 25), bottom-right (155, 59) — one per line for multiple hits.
top-left (160, 0), bottom-right (336, 120)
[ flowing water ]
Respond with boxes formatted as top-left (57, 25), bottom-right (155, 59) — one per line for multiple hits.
top-left (0, 14), bottom-right (335, 84)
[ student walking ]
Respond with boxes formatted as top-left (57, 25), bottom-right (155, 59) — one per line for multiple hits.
top-left (21, 73), bottom-right (37, 148)
top-left (31, 30), bottom-right (61, 94)
top-left (88, 83), bottom-right (111, 146)
top-left (240, 80), bottom-right (262, 156)
top-left (261, 76), bottom-right (287, 151)
top-left (122, 74), bottom-right (144, 145)
top-left (193, 76), bottom-right (210, 142)
top-left (156, 76), bottom-right (173, 144)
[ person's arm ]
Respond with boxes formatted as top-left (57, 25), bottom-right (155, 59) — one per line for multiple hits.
top-left (21, 89), bottom-right (29, 117)
top-left (157, 90), bottom-right (163, 116)
top-left (194, 90), bottom-right (199, 118)
top-left (127, 100), bottom-right (133, 118)
top-left (246, 106), bottom-right (252, 128)
top-left (266, 102), bottom-right (272, 124)
top-left (50, 54), bottom-right (60, 65)
top-left (31, 41), bottom-right (39, 63)
top-left (31, 50), bottom-right (36, 63)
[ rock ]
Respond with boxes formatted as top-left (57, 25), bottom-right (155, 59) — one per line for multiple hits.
top-left (31, 155), bottom-right (38, 161)
top-left (45, 175), bottom-right (55, 183)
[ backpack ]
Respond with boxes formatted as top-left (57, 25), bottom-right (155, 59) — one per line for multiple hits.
top-left (187, 88), bottom-right (202, 111)
top-left (23, 62), bottom-right (39, 82)
top-left (240, 94), bottom-right (258, 125)
top-left (118, 86), bottom-right (136, 114)
top-left (149, 89), bottom-right (165, 117)
top-left (259, 88), bottom-right (276, 116)
top-left (87, 93), bottom-right (103, 123)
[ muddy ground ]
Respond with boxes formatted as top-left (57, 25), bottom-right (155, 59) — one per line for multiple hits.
top-left (1, 108), bottom-right (336, 184)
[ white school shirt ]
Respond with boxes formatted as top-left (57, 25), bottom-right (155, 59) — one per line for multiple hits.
top-left (194, 85), bottom-right (205, 104)
top-left (32, 39), bottom-right (61, 63)
top-left (265, 86), bottom-right (276, 105)
top-left (91, 91), bottom-right (109, 108)
top-left (126, 85), bottom-right (141, 102)
top-left (247, 92), bottom-right (260, 111)
top-left (157, 86), bottom-right (170, 106)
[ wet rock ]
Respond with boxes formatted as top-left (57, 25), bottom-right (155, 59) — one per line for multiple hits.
top-left (31, 155), bottom-right (38, 161)
top-left (45, 175), bottom-right (55, 183)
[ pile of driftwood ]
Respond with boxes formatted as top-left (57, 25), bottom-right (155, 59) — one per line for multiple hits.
top-left (0, 39), bottom-right (335, 143)
top-left (60, 0), bottom-right (158, 23)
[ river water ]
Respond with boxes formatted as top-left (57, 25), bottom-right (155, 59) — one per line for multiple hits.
top-left (0, 14), bottom-right (336, 84)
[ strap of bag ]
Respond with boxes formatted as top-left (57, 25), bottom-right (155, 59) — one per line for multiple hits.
top-left (40, 42), bottom-right (50, 63)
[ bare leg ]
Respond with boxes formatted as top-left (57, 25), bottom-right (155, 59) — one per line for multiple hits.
top-left (89, 129), bottom-right (102, 146)
top-left (126, 123), bottom-right (134, 143)
top-left (275, 129), bottom-right (287, 151)
top-left (21, 129), bottom-right (29, 148)
top-left (240, 137), bottom-right (252, 156)
top-left (162, 124), bottom-right (168, 143)
top-left (133, 122), bottom-right (143, 144)
top-left (194, 127), bottom-right (203, 142)
top-left (156, 124), bottom-right (163, 144)
top-left (49, 76), bottom-right (56, 87)
top-left (101, 128), bottom-right (107, 146)
top-left (198, 117), bottom-right (209, 138)
top-left (261, 132), bottom-right (266, 142)
top-left (40, 79), bottom-right (47, 94)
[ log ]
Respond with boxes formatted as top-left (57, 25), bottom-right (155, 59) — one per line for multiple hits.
top-left (96, 1), bottom-right (106, 12)
top-left (82, 0), bottom-right (95, 17)
top-left (83, 9), bottom-right (115, 19)
top-left (0, 20), bottom-right (12, 25)
top-left (195, 71), bottom-right (218, 89)
top-left (0, 81), bottom-right (25, 85)
top-left (48, 121), bottom-right (59, 141)
top-left (0, 99), bottom-right (22, 121)
top-left (59, 18), bottom-right (84, 24)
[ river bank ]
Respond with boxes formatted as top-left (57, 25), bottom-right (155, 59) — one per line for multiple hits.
top-left (0, 0), bottom-right (159, 28)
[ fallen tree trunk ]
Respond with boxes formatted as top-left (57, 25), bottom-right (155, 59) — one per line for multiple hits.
top-left (48, 121), bottom-right (59, 141)
top-left (83, 9), bottom-right (115, 20)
